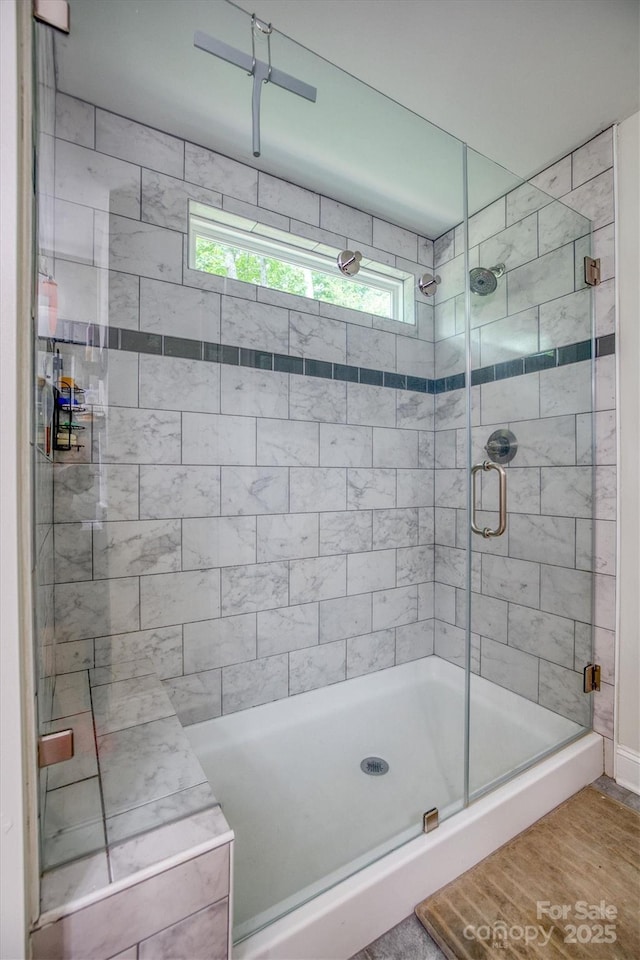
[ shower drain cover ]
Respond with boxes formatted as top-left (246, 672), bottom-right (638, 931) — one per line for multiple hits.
top-left (360, 756), bottom-right (389, 776)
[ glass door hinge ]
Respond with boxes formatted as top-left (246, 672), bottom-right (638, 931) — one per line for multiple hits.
top-left (423, 807), bottom-right (439, 833)
top-left (38, 729), bottom-right (74, 767)
top-left (33, 0), bottom-right (70, 34)
top-left (583, 663), bottom-right (601, 693)
top-left (584, 257), bottom-right (601, 287)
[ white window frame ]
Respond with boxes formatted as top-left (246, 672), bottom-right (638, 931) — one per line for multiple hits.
top-left (188, 202), bottom-right (415, 325)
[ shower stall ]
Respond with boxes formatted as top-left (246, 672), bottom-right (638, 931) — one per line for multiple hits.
top-left (30, 1), bottom-right (605, 956)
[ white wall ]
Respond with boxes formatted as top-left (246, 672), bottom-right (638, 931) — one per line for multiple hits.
top-left (616, 110), bottom-right (640, 793)
top-left (0, 1), bottom-right (29, 955)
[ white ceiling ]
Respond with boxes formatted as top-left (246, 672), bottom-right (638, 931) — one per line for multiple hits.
top-left (243, 0), bottom-right (640, 180)
top-left (55, 0), bottom-right (639, 239)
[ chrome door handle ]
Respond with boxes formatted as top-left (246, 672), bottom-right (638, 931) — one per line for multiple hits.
top-left (471, 461), bottom-right (507, 538)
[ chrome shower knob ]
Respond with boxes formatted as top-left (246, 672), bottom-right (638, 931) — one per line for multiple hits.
top-left (337, 250), bottom-right (362, 276)
top-left (418, 273), bottom-right (441, 296)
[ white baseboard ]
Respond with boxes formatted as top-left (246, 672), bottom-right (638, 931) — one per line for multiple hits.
top-left (615, 745), bottom-right (640, 795)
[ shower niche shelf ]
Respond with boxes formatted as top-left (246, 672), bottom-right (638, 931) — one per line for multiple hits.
top-left (53, 381), bottom-right (87, 452)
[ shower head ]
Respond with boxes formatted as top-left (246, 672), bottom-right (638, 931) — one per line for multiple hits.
top-left (469, 263), bottom-right (505, 296)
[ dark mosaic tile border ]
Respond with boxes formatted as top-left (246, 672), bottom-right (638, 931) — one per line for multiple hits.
top-left (468, 340), bottom-right (593, 388)
top-left (49, 323), bottom-right (615, 396)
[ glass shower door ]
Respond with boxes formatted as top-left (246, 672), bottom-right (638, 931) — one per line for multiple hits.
top-left (38, 0), bottom-right (472, 938)
top-left (464, 147), bottom-right (594, 799)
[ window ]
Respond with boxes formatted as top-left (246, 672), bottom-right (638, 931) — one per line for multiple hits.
top-left (189, 202), bottom-right (415, 324)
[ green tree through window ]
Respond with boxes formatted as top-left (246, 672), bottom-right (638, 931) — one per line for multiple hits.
top-left (195, 237), bottom-right (392, 318)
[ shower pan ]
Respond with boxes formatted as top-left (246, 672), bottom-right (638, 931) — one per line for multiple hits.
top-left (30, 2), bottom-right (601, 956)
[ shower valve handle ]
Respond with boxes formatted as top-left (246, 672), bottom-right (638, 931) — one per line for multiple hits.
top-left (418, 273), bottom-right (441, 296)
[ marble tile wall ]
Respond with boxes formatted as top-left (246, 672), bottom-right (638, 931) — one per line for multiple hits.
top-left (33, 841), bottom-right (231, 960)
top-left (38, 654), bottom-right (232, 957)
top-left (51, 95), bottom-right (436, 727)
top-left (432, 130), bottom-right (616, 753)
top-left (50, 96), bottom-right (616, 762)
